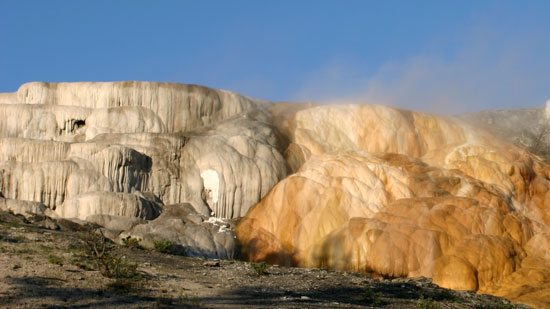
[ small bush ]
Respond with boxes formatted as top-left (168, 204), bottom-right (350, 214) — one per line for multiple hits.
top-left (73, 261), bottom-right (94, 271)
top-left (48, 255), bottom-right (63, 266)
top-left (251, 261), bottom-right (268, 276)
top-left (76, 225), bottom-right (139, 280)
top-left (363, 288), bottom-right (382, 305)
top-left (38, 245), bottom-right (55, 253)
top-left (5, 221), bottom-right (21, 228)
top-left (122, 237), bottom-right (142, 249)
top-left (153, 240), bottom-right (172, 253)
top-left (417, 295), bottom-right (436, 309)
top-left (102, 255), bottom-right (139, 279)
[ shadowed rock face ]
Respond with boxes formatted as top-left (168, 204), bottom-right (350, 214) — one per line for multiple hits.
top-left (0, 81), bottom-right (287, 259)
top-left (458, 104), bottom-right (550, 162)
top-left (236, 103), bottom-right (550, 308)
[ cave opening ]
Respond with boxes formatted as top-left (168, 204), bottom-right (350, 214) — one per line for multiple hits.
top-left (72, 120), bottom-right (86, 132)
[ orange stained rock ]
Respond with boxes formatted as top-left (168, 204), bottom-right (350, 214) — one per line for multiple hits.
top-left (237, 103), bottom-right (550, 307)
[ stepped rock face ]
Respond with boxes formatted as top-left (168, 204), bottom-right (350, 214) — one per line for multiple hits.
top-left (0, 81), bottom-right (287, 259)
top-left (4, 81), bottom-right (257, 133)
top-left (236, 103), bottom-right (550, 307)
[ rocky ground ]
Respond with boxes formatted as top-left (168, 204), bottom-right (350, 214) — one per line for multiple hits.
top-left (0, 211), bottom-right (528, 309)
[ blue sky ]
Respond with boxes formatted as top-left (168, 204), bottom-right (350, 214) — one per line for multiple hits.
top-left (1, 0), bottom-right (549, 113)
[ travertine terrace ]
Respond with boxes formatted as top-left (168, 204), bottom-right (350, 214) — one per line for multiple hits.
top-left (0, 81), bottom-right (287, 258)
top-left (239, 104), bottom-right (550, 307)
top-left (1, 81), bottom-right (550, 307)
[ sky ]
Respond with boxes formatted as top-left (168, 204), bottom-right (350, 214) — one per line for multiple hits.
top-left (1, 0), bottom-right (550, 113)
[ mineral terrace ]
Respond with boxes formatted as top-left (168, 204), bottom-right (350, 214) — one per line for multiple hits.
top-left (1, 81), bottom-right (550, 307)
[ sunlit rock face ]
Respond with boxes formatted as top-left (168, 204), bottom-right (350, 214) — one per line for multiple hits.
top-left (236, 103), bottom-right (550, 307)
top-left (4, 81), bottom-right (257, 133)
top-left (0, 81), bottom-right (287, 258)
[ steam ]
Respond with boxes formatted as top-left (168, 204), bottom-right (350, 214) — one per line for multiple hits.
top-left (294, 23), bottom-right (550, 114)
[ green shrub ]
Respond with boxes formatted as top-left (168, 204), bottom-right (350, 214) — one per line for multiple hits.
top-left (153, 240), bottom-right (172, 253)
top-left (363, 288), bottom-right (382, 305)
top-left (251, 261), bottom-right (268, 276)
top-left (48, 255), bottom-right (63, 266)
top-left (76, 225), bottom-right (139, 280)
top-left (122, 237), bottom-right (142, 249)
top-left (417, 295), bottom-right (436, 309)
top-left (5, 221), bottom-right (21, 228)
top-left (38, 244), bottom-right (55, 253)
top-left (72, 261), bottom-right (94, 271)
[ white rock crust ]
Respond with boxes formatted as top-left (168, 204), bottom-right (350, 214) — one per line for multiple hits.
top-left (3, 81), bottom-right (263, 133)
top-left (0, 81), bottom-right (287, 258)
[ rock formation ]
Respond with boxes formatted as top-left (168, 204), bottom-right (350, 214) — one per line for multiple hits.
top-left (458, 103), bottom-right (550, 162)
top-left (2, 81), bottom-right (550, 307)
top-left (118, 203), bottom-right (238, 259)
top-left (0, 81), bottom-right (287, 259)
top-left (236, 103), bottom-right (550, 307)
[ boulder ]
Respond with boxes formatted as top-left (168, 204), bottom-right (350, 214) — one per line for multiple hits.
top-left (119, 203), bottom-right (238, 259)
